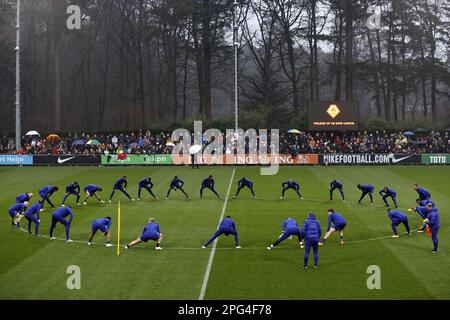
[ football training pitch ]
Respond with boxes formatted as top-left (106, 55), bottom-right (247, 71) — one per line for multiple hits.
top-left (0, 165), bottom-right (448, 300)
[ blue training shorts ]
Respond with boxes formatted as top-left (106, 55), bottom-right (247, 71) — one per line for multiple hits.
top-left (140, 232), bottom-right (160, 242)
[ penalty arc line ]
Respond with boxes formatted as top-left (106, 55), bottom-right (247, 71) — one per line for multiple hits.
top-left (198, 168), bottom-right (235, 301)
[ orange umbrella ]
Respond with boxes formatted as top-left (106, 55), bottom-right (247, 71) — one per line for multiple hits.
top-left (47, 134), bottom-right (61, 142)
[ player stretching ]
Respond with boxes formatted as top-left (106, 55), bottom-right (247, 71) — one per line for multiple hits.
top-left (61, 181), bottom-right (81, 206)
top-left (387, 209), bottom-right (411, 238)
top-left (329, 180), bottom-right (345, 201)
top-left (233, 177), bottom-right (256, 199)
top-left (357, 184), bottom-right (374, 204)
top-left (410, 200), bottom-right (436, 233)
top-left (319, 209), bottom-right (347, 245)
top-left (166, 176), bottom-right (190, 199)
top-left (138, 177), bottom-right (158, 200)
top-left (414, 184), bottom-right (431, 201)
top-left (280, 180), bottom-right (303, 200)
top-left (83, 184), bottom-right (105, 205)
top-left (380, 186), bottom-right (398, 208)
top-left (88, 217), bottom-right (113, 247)
top-left (125, 218), bottom-right (163, 250)
top-left (50, 207), bottom-right (74, 243)
top-left (24, 201), bottom-right (42, 236)
top-left (39, 185), bottom-right (59, 210)
top-left (202, 216), bottom-right (240, 249)
top-left (109, 176), bottom-right (135, 202)
top-left (200, 175), bottom-right (220, 199)
top-left (267, 217), bottom-right (302, 250)
top-left (8, 202), bottom-right (28, 227)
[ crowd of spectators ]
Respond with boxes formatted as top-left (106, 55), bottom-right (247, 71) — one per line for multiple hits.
top-left (1, 130), bottom-right (449, 156)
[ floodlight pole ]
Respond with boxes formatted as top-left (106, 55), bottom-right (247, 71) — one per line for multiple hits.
top-left (233, 0), bottom-right (239, 131)
top-left (15, 0), bottom-right (21, 151)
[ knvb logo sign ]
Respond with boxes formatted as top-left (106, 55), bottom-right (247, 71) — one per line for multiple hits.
top-left (326, 104), bottom-right (341, 119)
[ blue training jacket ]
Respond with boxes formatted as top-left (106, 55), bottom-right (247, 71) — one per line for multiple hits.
top-left (84, 184), bottom-right (100, 194)
top-left (425, 209), bottom-right (440, 229)
top-left (380, 187), bottom-right (396, 197)
top-left (417, 187), bottom-right (431, 199)
top-left (388, 210), bottom-right (407, 222)
top-left (16, 193), bottom-right (30, 203)
top-left (92, 218), bottom-right (111, 230)
top-left (139, 178), bottom-right (153, 188)
top-left (219, 217), bottom-right (237, 232)
top-left (114, 177), bottom-right (127, 189)
top-left (66, 183), bottom-right (80, 194)
top-left (39, 186), bottom-right (56, 196)
top-left (282, 180), bottom-right (299, 189)
top-left (360, 184), bottom-right (374, 192)
top-left (238, 178), bottom-right (253, 188)
top-left (25, 203), bottom-right (42, 219)
top-left (300, 214), bottom-right (322, 241)
top-left (330, 180), bottom-right (343, 189)
top-left (52, 207), bottom-right (74, 223)
top-left (9, 203), bottom-right (27, 214)
top-left (142, 222), bottom-right (161, 235)
top-left (327, 213), bottom-right (346, 232)
top-left (282, 218), bottom-right (299, 232)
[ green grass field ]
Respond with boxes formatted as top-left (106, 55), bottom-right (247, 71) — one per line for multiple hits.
top-left (0, 165), bottom-right (448, 300)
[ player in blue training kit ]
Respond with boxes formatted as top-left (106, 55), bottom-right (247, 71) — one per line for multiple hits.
top-left (329, 180), bottom-right (345, 201)
top-left (109, 176), bottom-right (135, 202)
top-left (410, 201), bottom-right (437, 233)
top-left (24, 201), bottom-right (43, 235)
top-left (8, 202), bottom-right (29, 227)
top-left (387, 209), bottom-right (411, 238)
top-left (301, 213), bottom-right (322, 269)
top-left (125, 218), bottom-right (163, 250)
top-left (166, 176), bottom-right (190, 199)
top-left (50, 207), bottom-right (74, 242)
top-left (83, 184), bottom-right (105, 205)
top-left (280, 180), bottom-right (303, 200)
top-left (423, 204), bottom-right (440, 253)
top-left (200, 175), bottom-right (220, 199)
top-left (380, 186), bottom-right (398, 208)
top-left (61, 181), bottom-right (80, 206)
top-left (88, 217), bottom-right (113, 247)
top-left (137, 177), bottom-right (158, 200)
top-left (16, 192), bottom-right (33, 204)
top-left (416, 198), bottom-right (436, 208)
top-left (319, 209), bottom-right (347, 245)
top-left (267, 217), bottom-right (302, 250)
top-left (414, 184), bottom-right (431, 201)
top-left (233, 178), bottom-right (256, 199)
top-left (202, 216), bottom-right (240, 249)
top-left (357, 184), bottom-right (374, 204)
top-left (39, 185), bottom-right (59, 210)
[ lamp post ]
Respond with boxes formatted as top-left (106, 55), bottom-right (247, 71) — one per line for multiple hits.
top-left (15, 0), bottom-right (21, 151)
top-left (233, 0), bottom-right (239, 131)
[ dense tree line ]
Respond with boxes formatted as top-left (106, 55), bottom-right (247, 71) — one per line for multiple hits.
top-left (0, 0), bottom-right (449, 133)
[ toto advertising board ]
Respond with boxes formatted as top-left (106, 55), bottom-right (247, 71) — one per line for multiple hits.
top-left (421, 154), bottom-right (450, 165)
